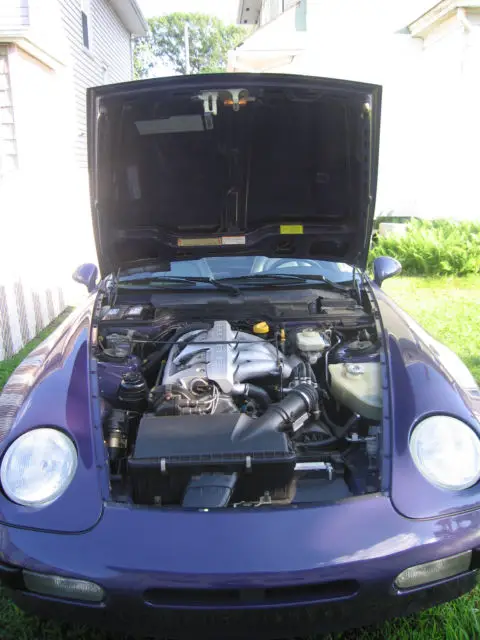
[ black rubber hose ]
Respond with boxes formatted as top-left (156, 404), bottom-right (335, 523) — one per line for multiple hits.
top-left (306, 362), bottom-right (317, 384)
top-left (248, 383), bottom-right (319, 435)
top-left (324, 333), bottom-right (341, 392)
top-left (291, 363), bottom-right (299, 380)
top-left (243, 384), bottom-right (272, 412)
top-left (296, 412), bottom-right (360, 448)
top-left (297, 437), bottom-right (338, 449)
top-left (322, 410), bottom-right (360, 439)
top-left (299, 362), bottom-right (307, 379)
top-left (293, 420), bottom-right (337, 448)
top-left (141, 323), bottom-right (210, 376)
top-left (321, 409), bottom-right (342, 433)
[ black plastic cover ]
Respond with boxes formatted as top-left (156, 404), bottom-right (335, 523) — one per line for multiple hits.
top-left (129, 414), bottom-right (295, 505)
top-left (182, 473), bottom-right (238, 508)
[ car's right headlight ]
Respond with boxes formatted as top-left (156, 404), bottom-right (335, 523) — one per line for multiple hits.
top-left (409, 416), bottom-right (480, 491)
top-left (0, 428), bottom-right (77, 507)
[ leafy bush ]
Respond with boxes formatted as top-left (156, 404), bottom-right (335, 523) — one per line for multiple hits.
top-left (369, 219), bottom-right (480, 276)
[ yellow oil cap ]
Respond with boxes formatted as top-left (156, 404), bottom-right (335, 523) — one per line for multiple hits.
top-left (253, 321), bottom-right (270, 335)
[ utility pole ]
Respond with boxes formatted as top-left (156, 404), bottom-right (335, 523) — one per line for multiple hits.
top-left (184, 22), bottom-right (191, 75)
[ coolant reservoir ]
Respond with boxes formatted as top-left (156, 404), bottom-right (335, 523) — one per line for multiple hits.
top-left (328, 362), bottom-right (382, 421)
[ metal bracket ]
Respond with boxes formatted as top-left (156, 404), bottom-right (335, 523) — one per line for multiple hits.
top-left (228, 88), bottom-right (245, 112)
top-left (196, 88), bottom-right (253, 116)
top-left (197, 91), bottom-right (219, 116)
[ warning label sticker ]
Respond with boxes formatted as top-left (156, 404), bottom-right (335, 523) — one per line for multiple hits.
top-left (280, 225), bottom-right (304, 235)
top-left (222, 236), bottom-right (246, 245)
top-left (177, 237), bottom-right (222, 247)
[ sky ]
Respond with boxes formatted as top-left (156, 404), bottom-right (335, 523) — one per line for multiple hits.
top-left (138, 0), bottom-right (238, 24)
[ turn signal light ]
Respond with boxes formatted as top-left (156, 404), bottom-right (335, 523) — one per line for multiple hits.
top-left (23, 570), bottom-right (104, 603)
top-left (394, 551), bottom-right (472, 590)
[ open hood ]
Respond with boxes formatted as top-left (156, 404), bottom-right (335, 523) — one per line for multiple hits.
top-left (88, 73), bottom-right (381, 276)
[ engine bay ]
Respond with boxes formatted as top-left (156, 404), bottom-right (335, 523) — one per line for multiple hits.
top-left (95, 290), bottom-right (383, 509)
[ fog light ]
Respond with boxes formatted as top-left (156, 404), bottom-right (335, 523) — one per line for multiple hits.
top-left (395, 551), bottom-right (472, 590)
top-left (23, 570), bottom-right (104, 602)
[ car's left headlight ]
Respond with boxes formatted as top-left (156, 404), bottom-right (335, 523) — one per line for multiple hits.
top-left (0, 428), bottom-right (77, 507)
top-left (410, 416), bottom-right (480, 490)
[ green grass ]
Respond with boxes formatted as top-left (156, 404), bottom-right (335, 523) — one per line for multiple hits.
top-left (0, 279), bottom-right (479, 639)
top-left (383, 275), bottom-right (480, 383)
top-left (0, 309), bottom-right (73, 392)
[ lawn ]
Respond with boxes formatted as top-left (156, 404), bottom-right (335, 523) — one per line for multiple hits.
top-left (0, 277), bottom-right (479, 639)
top-left (383, 275), bottom-right (480, 384)
top-left (0, 309), bottom-right (73, 390)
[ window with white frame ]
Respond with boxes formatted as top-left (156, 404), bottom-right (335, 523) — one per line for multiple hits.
top-left (81, 0), bottom-right (91, 49)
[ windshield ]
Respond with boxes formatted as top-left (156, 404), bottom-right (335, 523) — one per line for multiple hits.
top-left (119, 257), bottom-right (354, 283)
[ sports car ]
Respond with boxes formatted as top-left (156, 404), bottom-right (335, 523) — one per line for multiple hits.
top-left (0, 73), bottom-right (479, 639)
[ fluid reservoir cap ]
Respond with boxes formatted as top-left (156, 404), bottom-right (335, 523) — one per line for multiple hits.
top-left (347, 340), bottom-right (374, 353)
top-left (253, 321), bottom-right (269, 335)
top-left (345, 363), bottom-right (365, 377)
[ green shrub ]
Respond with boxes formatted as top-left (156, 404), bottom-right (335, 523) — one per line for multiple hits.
top-left (369, 219), bottom-right (480, 276)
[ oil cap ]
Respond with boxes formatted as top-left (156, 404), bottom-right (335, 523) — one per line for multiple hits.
top-left (253, 321), bottom-right (269, 335)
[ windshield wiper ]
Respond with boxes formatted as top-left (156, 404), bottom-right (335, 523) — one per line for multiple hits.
top-left (118, 276), bottom-right (241, 296)
top-left (218, 273), bottom-right (349, 292)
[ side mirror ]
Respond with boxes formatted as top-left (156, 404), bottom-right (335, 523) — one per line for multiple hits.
top-left (72, 263), bottom-right (98, 293)
top-left (373, 256), bottom-right (402, 287)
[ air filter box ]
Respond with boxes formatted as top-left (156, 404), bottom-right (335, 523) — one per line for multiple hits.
top-left (128, 414), bottom-right (295, 506)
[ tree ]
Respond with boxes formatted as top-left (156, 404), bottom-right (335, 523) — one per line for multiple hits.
top-left (134, 13), bottom-right (246, 79)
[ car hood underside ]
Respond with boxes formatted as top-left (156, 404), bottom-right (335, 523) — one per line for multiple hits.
top-left (88, 73), bottom-right (381, 275)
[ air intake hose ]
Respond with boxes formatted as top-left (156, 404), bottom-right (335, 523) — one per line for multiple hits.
top-left (250, 383), bottom-right (319, 434)
top-left (232, 383), bottom-right (272, 412)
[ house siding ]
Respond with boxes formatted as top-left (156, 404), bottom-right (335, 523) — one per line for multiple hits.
top-left (0, 0), bottom-right (29, 33)
top-left (0, 1), bottom-right (140, 361)
top-left (59, 0), bottom-right (132, 168)
top-left (0, 45), bottom-right (71, 360)
top-left (0, 46), bottom-right (18, 176)
top-left (412, 11), bottom-right (475, 221)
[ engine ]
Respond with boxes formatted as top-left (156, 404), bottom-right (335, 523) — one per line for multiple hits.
top-left (154, 320), bottom-right (295, 417)
top-left (97, 312), bottom-right (383, 509)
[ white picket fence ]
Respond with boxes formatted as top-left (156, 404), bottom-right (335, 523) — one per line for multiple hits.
top-left (0, 277), bottom-right (66, 360)
top-left (0, 165), bottom-right (97, 361)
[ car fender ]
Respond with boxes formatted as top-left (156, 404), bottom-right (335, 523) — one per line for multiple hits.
top-left (374, 284), bottom-right (480, 518)
top-left (0, 297), bottom-right (106, 533)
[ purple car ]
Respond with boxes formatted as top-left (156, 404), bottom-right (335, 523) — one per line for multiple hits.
top-left (0, 73), bottom-right (479, 639)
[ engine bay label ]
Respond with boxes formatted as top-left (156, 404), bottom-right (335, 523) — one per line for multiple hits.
top-left (177, 236), bottom-right (246, 247)
top-left (177, 237), bottom-right (222, 247)
top-left (222, 235), bottom-right (246, 245)
top-left (280, 225), bottom-right (304, 235)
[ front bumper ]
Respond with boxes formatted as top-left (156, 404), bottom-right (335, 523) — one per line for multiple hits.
top-left (1, 494), bottom-right (480, 638)
top-left (3, 572), bottom-right (478, 638)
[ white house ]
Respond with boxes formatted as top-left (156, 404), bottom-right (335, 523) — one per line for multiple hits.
top-left (230, 0), bottom-right (480, 223)
top-left (0, 0), bottom-right (147, 360)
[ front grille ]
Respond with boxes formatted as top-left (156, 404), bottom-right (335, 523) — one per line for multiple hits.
top-left (144, 580), bottom-right (359, 607)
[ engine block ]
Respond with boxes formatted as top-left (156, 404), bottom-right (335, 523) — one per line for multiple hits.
top-left (162, 320), bottom-right (291, 392)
